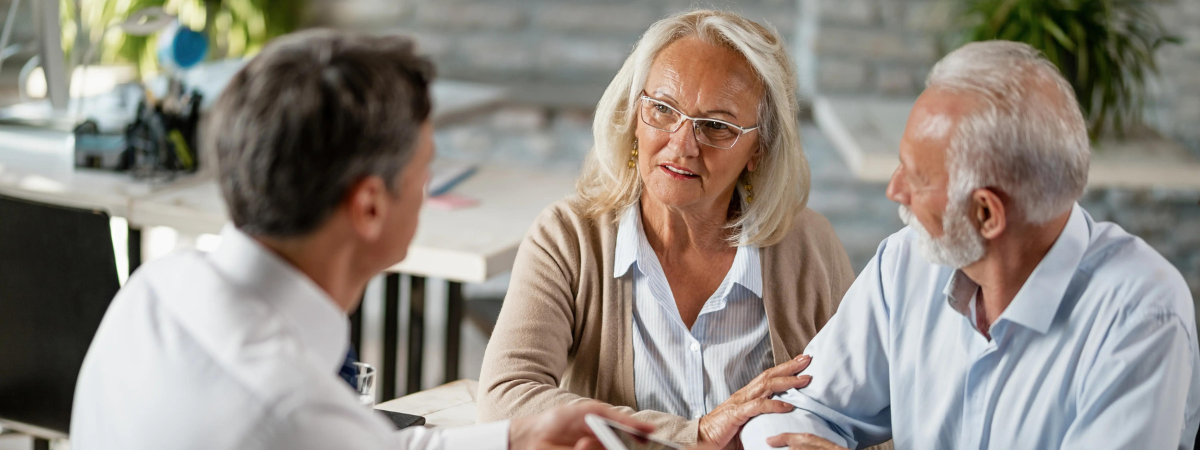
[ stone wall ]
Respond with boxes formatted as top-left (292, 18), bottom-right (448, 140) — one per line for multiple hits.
top-left (307, 0), bottom-right (797, 91)
top-left (794, 0), bottom-right (943, 98)
top-left (796, 0), bottom-right (1200, 142)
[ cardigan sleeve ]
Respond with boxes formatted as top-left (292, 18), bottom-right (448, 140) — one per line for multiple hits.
top-left (476, 204), bottom-right (702, 445)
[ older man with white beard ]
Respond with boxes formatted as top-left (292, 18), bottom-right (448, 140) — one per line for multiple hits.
top-left (738, 40), bottom-right (1200, 450)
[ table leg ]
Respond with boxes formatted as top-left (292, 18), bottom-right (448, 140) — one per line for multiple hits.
top-left (127, 226), bottom-right (142, 274)
top-left (444, 281), bottom-right (463, 384)
top-left (406, 275), bottom-right (426, 395)
top-left (382, 274), bottom-right (400, 401)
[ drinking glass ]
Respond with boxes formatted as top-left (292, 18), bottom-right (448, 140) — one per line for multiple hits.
top-left (354, 362), bottom-right (377, 407)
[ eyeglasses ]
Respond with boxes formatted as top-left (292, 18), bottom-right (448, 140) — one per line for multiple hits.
top-left (638, 95), bottom-right (758, 149)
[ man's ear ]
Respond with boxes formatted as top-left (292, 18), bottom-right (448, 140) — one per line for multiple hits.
top-left (344, 176), bottom-right (389, 242)
top-left (971, 188), bottom-right (1006, 240)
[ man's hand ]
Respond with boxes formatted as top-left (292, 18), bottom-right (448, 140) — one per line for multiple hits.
top-left (699, 355), bottom-right (812, 448)
top-left (508, 401), bottom-right (654, 450)
top-left (765, 433), bottom-right (848, 450)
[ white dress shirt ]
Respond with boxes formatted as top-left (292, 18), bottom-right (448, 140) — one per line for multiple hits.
top-left (615, 204), bottom-right (773, 421)
top-left (71, 226), bottom-right (507, 450)
top-left (741, 204), bottom-right (1200, 449)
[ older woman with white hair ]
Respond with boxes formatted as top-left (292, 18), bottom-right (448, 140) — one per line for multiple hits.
top-left (478, 10), bottom-right (855, 447)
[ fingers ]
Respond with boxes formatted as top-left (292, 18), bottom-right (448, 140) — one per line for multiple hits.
top-left (573, 437), bottom-right (605, 450)
top-left (760, 356), bottom-right (809, 381)
top-left (737, 398), bottom-right (796, 422)
top-left (766, 374), bottom-right (812, 394)
top-left (764, 433), bottom-right (841, 450)
top-left (583, 404), bottom-right (656, 435)
top-left (792, 355), bottom-right (811, 372)
top-left (744, 357), bottom-right (813, 399)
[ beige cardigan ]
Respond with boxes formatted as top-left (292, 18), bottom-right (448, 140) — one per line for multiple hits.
top-left (477, 199), bottom-right (855, 445)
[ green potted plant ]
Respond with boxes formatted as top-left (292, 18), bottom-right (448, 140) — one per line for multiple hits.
top-left (950, 0), bottom-right (1180, 138)
top-left (62, 0), bottom-right (302, 79)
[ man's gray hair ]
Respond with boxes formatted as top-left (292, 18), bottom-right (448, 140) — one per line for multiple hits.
top-left (926, 41), bottom-right (1090, 224)
top-left (207, 30), bottom-right (434, 237)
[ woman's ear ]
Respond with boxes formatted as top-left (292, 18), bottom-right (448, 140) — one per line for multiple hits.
top-left (746, 144), bottom-right (763, 173)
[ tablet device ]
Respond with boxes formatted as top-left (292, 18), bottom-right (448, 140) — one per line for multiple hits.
top-left (584, 414), bottom-right (684, 450)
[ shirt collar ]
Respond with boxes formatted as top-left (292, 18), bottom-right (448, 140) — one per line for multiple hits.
top-left (612, 204), bottom-right (763, 298)
top-left (208, 225), bottom-right (350, 374)
top-left (943, 203), bottom-right (1089, 334)
top-left (614, 204), bottom-right (639, 278)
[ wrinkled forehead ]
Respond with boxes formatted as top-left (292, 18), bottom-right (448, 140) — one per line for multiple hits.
top-left (900, 88), bottom-right (985, 178)
top-left (643, 36), bottom-right (763, 118)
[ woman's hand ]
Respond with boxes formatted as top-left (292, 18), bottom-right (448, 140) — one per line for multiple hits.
top-left (765, 433), bottom-right (848, 450)
top-left (698, 354), bottom-right (813, 448)
top-left (509, 401), bottom-right (654, 450)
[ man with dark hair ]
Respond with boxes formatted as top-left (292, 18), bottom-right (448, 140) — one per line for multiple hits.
top-left (69, 30), bottom-right (652, 449)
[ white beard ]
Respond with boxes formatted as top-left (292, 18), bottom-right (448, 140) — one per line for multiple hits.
top-left (899, 203), bottom-right (985, 268)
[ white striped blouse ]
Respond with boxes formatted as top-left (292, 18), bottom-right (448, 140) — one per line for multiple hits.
top-left (614, 204), bottom-right (773, 421)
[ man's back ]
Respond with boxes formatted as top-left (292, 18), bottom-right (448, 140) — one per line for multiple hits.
top-left (70, 229), bottom-right (397, 449)
top-left (742, 205), bottom-right (1200, 449)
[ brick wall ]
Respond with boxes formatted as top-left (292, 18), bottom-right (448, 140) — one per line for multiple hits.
top-left (307, 0), bottom-right (797, 91)
top-left (794, 0), bottom-right (943, 97)
top-left (796, 0), bottom-right (1200, 143)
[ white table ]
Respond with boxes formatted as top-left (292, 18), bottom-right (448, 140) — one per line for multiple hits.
top-left (0, 80), bottom-right (506, 216)
top-left (128, 164), bottom-right (579, 398)
top-left (0, 80), bottom-right (507, 267)
top-left (0, 126), bottom-right (169, 216)
top-left (376, 379), bottom-right (480, 428)
top-left (126, 164), bottom-right (577, 279)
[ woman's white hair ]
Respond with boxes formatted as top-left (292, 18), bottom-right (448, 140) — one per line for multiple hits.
top-left (573, 9), bottom-right (809, 247)
top-left (927, 40), bottom-right (1090, 225)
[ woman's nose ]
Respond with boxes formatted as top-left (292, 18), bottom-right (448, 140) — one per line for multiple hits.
top-left (666, 119), bottom-right (701, 158)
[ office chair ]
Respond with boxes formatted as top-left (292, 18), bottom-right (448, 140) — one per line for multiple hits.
top-left (0, 194), bottom-right (120, 441)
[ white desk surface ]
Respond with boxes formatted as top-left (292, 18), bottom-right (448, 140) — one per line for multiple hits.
top-left (376, 379), bottom-right (479, 428)
top-left (0, 80), bottom-right (507, 218)
top-left (128, 164), bottom-right (578, 283)
top-left (815, 95), bottom-right (1200, 189)
top-left (0, 125), bottom-right (190, 216)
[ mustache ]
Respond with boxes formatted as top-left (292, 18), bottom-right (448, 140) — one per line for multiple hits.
top-left (899, 205), bottom-right (914, 225)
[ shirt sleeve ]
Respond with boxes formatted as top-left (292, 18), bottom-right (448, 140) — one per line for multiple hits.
top-left (1061, 304), bottom-right (1196, 450)
top-left (741, 239), bottom-right (896, 450)
top-left (266, 393), bottom-right (510, 450)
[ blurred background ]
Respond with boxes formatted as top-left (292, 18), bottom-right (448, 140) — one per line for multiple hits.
top-left (0, 0), bottom-right (1196, 448)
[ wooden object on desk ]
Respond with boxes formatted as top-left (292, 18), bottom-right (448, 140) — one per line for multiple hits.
top-left (376, 379), bottom-right (480, 428)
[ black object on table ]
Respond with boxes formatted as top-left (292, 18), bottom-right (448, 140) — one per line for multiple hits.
top-left (0, 195), bottom-right (121, 443)
top-left (376, 409), bottom-right (426, 430)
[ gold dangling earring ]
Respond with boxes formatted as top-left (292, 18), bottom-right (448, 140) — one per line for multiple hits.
top-left (628, 138), bottom-right (638, 169)
top-left (744, 175), bottom-right (753, 203)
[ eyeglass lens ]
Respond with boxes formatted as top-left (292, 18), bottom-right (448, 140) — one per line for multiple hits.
top-left (640, 98), bottom-right (742, 149)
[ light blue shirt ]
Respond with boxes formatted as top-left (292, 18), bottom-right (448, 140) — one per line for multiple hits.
top-left (741, 204), bottom-right (1200, 449)
top-left (615, 204), bottom-right (773, 421)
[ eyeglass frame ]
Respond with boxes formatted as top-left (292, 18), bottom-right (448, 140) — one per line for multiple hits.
top-left (637, 95), bottom-right (759, 149)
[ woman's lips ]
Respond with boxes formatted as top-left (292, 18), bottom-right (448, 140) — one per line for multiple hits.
top-left (659, 164), bottom-right (699, 180)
